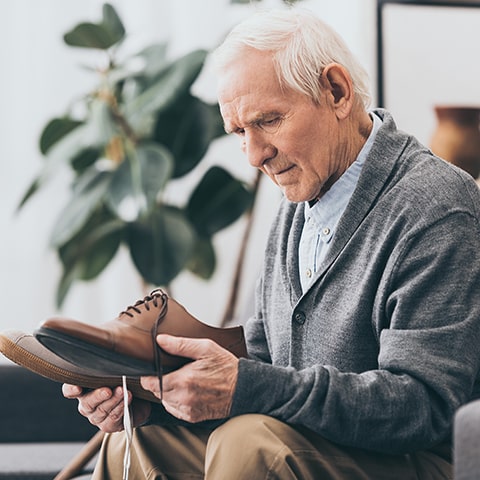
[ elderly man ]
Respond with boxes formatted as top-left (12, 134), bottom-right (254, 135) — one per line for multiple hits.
top-left (64, 7), bottom-right (480, 479)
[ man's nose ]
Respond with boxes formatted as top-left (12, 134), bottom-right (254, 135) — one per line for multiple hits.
top-left (244, 131), bottom-right (277, 168)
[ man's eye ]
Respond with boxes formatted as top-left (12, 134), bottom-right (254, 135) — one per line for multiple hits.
top-left (260, 117), bottom-right (282, 131)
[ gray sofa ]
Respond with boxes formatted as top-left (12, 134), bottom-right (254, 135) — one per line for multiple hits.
top-left (454, 399), bottom-right (480, 480)
top-left (0, 364), bottom-right (99, 479)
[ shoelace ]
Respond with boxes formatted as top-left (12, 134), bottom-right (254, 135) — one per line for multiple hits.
top-left (121, 288), bottom-right (169, 398)
top-left (122, 375), bottom-right (132, 480)
top-left (120, 289), bottom-right (169, 479)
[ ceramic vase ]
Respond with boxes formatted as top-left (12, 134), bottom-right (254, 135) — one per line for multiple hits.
top-left (430, 106), bottom-right (480, 179)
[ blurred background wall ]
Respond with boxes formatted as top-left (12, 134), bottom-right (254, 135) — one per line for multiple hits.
top-left (0, 0), bottom-right (377, 354)
top-left (380, 2), bottom-right (480, 148)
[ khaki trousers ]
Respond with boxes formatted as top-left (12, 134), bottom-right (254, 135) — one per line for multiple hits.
top-left (92, 414), bottom-right (452, 479)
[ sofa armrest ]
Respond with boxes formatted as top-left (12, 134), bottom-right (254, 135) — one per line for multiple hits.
top-left (454, 399), bottom-right (480, 480)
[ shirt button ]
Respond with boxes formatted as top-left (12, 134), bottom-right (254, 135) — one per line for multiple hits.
top-left (322, 227), bottom-right (330, 235)
top-left (293, 311), bottom-right (306, 325)
top-left (306, 268), bottom-right (312, 278)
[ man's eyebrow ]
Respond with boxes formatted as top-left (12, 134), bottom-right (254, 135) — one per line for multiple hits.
top-left (223, 123), bottom-right (236, 135)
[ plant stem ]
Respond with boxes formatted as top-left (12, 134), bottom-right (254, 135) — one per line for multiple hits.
top-left (220, 170), bottom-right (263, 327)
top-left (110, 101), bottom-right (138, 145)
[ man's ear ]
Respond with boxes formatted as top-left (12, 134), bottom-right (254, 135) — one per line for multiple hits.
top-left (321, 63), bottom-right (354, 119)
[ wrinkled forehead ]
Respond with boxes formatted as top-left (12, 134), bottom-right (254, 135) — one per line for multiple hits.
top-left (216, 48), bottom-right (279, 102)
top-left (216, 60), bottom-right (288, 132)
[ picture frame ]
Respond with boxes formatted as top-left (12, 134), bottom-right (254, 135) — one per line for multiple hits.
top-left (376, 0), bottom-right (480, 146)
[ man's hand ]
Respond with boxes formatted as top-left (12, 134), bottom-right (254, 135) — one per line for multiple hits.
top-left (62, 384), bottom-right (152, 433)
top-left (140, 334), bottom-right (239, 423)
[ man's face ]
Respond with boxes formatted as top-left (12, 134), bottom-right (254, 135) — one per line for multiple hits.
top-left (218, 49), bottom-right (345, 203)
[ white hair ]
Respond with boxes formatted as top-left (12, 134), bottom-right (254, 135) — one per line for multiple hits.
top-left (212, 7), bottom-right (371, 109)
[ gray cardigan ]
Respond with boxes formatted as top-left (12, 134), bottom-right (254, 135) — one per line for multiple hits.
top-left (230, 109), bottom-right (480, 455)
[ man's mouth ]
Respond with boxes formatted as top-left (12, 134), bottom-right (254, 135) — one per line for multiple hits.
top-left (270, 165), bottom-right (295, 176)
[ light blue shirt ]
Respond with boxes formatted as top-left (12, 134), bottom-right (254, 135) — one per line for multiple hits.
top-left (299, 112), bottom-right (382, 292)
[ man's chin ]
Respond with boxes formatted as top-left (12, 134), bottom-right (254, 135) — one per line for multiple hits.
top-left (280, 186), bottom-right (314, 204)
top-left (282, 191), bottom-right (308, 204)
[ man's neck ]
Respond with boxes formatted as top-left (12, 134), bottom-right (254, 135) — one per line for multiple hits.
top-left (313, 110), bottom-right (373, 203)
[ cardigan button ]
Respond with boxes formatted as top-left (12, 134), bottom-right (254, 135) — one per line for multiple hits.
top-left (293, 311), bottom-right (306, 325)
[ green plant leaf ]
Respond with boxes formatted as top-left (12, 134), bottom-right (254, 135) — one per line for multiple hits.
top-left (50, 168), bottom-right (113, 247)
top-left (71, 147), bottom-right (101, 173)
top-left (118, 77), bottom-right (157, 136)
top-left (106, 44), bottom-right (166, 87)
top-left (123, 49), bottom-right (207, 128)
top-left (136, 143), bottom-right (174, 208)
top-left (187, 166), bottom-right (253, 236)
top-left (102, 3), bottom-right (125, 41)
top-left (19, 124), bottom-right (99, 210)
top-left (56, 268), bottom-right (77, 309)
top-left (132, 43), bottom-right (168, 78)
top-left (59, 219), bottom-right (124, 280)
top-left (64, 23), bottom-right (119, 49)
top-left (56, 210), bottom-right (124, 307)
top-left (107, 142), bottom-right (174, 218)
top-left (44, 124), bottom-right (93, 170)
top-left (204, 102), bottom-right (229, 140)
top-left (85, 97), bottom-right (119, 146)
top-left (17, 177), bottom-right (41, 211)
top-left (39, 118), bottom-right (83, 155)
top-left (186, 237), bottom-right (216, 279)
top-left (77, 231), bottom-right (121, 280)
top-left (153, 94), bottom-right (225, 178)
top-left (127, 207), bottom-right (196, 286)
top-left (63, 3), bottom-right (125, 50)
top-left (106, 160), bottom-right (142, 220)
top-left (35, 99), bottom-right (117, 191)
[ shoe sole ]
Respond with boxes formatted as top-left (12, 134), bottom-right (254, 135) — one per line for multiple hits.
top-left (0, 330), bottom-right (162, 404)
top-left (35, 326), bottom-right (160, 376)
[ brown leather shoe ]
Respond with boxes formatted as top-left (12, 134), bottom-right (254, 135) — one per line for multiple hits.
top-left (0, 330), bottom-right (161, 403)
top-left (34, 288), bottom-right (247, 378)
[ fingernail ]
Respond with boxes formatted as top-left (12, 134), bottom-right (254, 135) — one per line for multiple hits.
top-left (101, 389), bottom-right (111, 400)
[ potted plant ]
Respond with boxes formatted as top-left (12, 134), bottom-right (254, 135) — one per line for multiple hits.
top-left (18, 3), bottom-right (254, 308)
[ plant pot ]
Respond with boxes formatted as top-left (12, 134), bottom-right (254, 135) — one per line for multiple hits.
top-left (430, 105), bottom-right (480, 179)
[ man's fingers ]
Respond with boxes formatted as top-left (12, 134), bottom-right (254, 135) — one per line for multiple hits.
top-left (62, 383), bottom-right (84, 399)
top-left (62, 384), bottom-right (146, 433)
top-left (77, 388), bottom-right (116, 415)
top-left (140, 376), bottom-right (162, 398)
top-left (89, 394), bottom-right (124, 425)
top-left (156, 334), bottom-right (218, 360)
